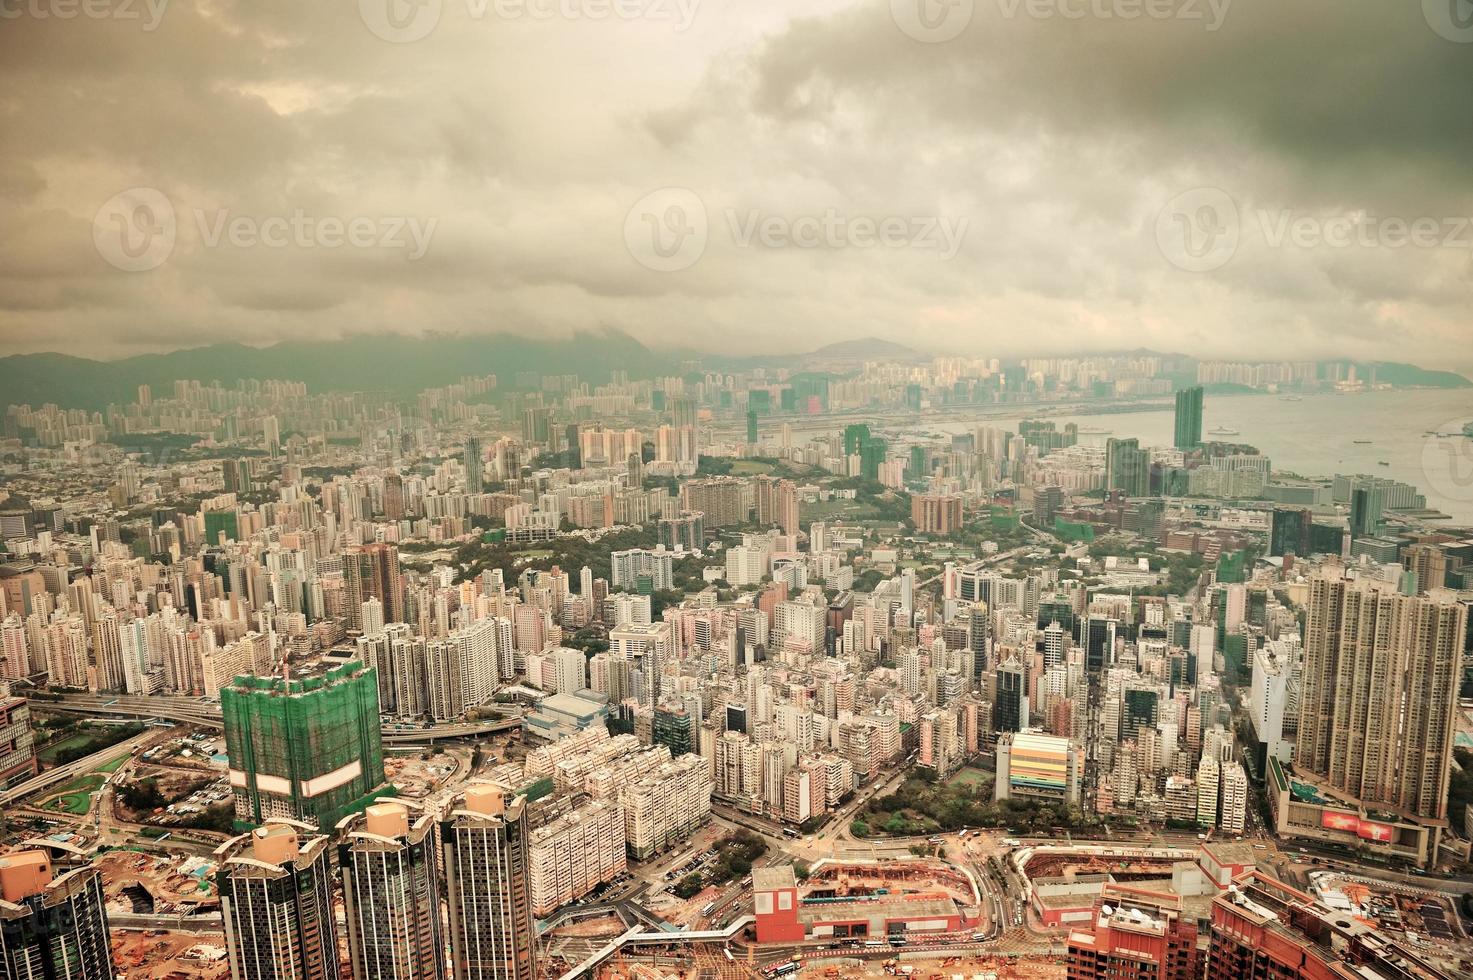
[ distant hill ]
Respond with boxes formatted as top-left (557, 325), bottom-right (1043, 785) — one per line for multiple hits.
top-left (1362, 361), bottom-right (1470, 388)
top-left (0, 330), bottom-right (676, 411)
top-left (810, 337), bottom-right (919, 359)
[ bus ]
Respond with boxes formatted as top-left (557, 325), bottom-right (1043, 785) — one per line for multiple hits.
top-left (782, 827), bottom-right (800, 839)
top-left (863, 940), bottom-right (884, 948)
top-left (769, 964), bottom-right (799, 978)
top-left (700, 902), bottom-right (717, 916)
top-left (888, 934), bottom-right (908, 946)
top-left (723, 948), bottom-right (734, 962)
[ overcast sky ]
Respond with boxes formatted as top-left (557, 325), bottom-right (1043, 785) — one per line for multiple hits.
top-left (1, 0), bottom-right (1470, 371)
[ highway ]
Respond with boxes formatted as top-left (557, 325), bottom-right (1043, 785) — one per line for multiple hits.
top-left (33, 693), bottom-right (523, 743)
top-left (0, 729), bottom-right (158, 809)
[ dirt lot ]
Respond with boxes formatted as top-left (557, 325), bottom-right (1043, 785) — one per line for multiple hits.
top-left (112, 929), bottom-right (230, 980)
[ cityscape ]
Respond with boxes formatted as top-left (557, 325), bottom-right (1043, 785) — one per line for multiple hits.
top-left (2, 351), bottom-right (1472, 980)
top-left (3, 3), bottom-right (1473, 980)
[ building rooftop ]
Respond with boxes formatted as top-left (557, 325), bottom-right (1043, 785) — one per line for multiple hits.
top-left (752, 866), bottom-right (796, 891)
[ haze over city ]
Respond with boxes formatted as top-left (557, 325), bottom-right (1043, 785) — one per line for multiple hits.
top-left (2, 3), bottom-right (1472, 980)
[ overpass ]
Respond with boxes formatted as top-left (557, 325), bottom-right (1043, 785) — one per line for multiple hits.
top-left (33, 693), bottom-right (524, 744)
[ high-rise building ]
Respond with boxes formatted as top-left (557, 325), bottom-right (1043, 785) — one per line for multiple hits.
top-left (0, 850), bottom-right (114, 980)
top-left (217, 822), bottom-right (340, 980)
top-left (753, 477), bottom-right (799, 536)
top-left (1269, 506), bottom-right (1312, 557)
top-left (338, 801), bottom-right (445, 980)
top-left (1068, 887), bottom-right (1201, 980)
top-left (911, 493), bottom-right (963, 535)
top-left (680, 478), bottom-right (747, 529)
top-left (464, 436), bottom-right (484, 495)
top-left (1105, 438), bottom-right (1150, 497)
top-left (1295, 569), bottom-right (1466, 854)
top-left (527, 798), bottom-right (627, 917)
top-left (222, 660), bottom-right (389, 830)
top-left (1173, 385), bottom-right (1203, 450)
top-left (0, 683), bottom-right (37, 790)
top-left (344, 543), bottom-right (405, 628)
top-left (441, 785), bottom-right (538, 980)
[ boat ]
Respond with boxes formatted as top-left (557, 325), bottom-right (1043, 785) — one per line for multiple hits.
top-left (1377, 460), bottom-right (1390, 466)
top-left (1352, 439), bottom-right (1372, 444)
top-left (1076, 426), bottom-right (1112, 436)
top-left (1464, 422), bottom-right (1473, 438)
top-left (1279, 395), bottom-right (1303, 402)
top-left (1208, 426), bottom-right (1239, 436)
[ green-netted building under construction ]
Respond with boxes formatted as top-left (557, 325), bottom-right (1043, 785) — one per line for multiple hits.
top-left (222, 659), bottom-right (389, 831)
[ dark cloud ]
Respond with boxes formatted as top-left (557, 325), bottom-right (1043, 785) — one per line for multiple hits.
top-left (0, 0), bottom-right (1467, 371)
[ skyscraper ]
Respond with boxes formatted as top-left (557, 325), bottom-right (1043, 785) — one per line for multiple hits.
top-left (1104, 438), bottom-right (1150, 497)
top-left (222, 660), bottom-right (389, 831)
top-left (217, 822), bottom-right (340, 980)
top-left (344, 543), bottom-right (405, 628)
top-left (338, 801), bottom-right (445, 980)
top-left (441, 785), bottom-right (537, 980)
top-left (1296, 569), bottom-right (1467, 855)
top-left (464, 436), bottom-right (484, 495)
top-left (0, 850), bottom-right (114, 980)
top-left (1173, 385), bottom-right (1203, 449)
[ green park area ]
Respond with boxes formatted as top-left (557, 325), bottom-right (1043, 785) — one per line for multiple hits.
top-left (851, 772), bottom-right (1098, 838)
top-left (44, 773), bottom-right (106, 815)
top-left (947, 767), bottom-right (993, 792)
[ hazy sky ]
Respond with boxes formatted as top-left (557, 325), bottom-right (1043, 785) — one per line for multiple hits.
top-left (1, 0), bottom-right (1470, 370)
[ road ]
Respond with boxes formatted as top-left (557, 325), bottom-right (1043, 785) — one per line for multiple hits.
top-left (0, 729), bottom-right (158, 809)
top-left (34, 692), bottom-right (523, 743)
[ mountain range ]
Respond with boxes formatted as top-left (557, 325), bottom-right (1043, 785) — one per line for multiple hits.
top-left (0, 331), bottom-right (1464, 411)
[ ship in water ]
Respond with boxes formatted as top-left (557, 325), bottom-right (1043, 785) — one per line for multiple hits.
top-left (1208, 426), bottom-right (1239, 436)
top-left (1279, 395), bottom-right (1303, 401)
top-left (1353, 439), bottom-right (1372, 444)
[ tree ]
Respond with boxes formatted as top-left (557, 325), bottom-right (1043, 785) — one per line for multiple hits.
top-left (674, 873), bottom-right (704, 899)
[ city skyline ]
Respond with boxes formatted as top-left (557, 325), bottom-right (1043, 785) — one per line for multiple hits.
top-left (2, 1), bottom-right (1472, 978)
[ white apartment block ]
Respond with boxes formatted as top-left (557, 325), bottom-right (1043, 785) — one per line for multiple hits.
top-left (528, 798), bottom-right (627, 917)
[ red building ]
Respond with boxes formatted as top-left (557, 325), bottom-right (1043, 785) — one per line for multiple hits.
top-left (1207, 871), bottom-right (1455, 980)
top-left (1067, 886), bottom-right (1201, 980)
top-left (753, 866), bottom-right (803, 943)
